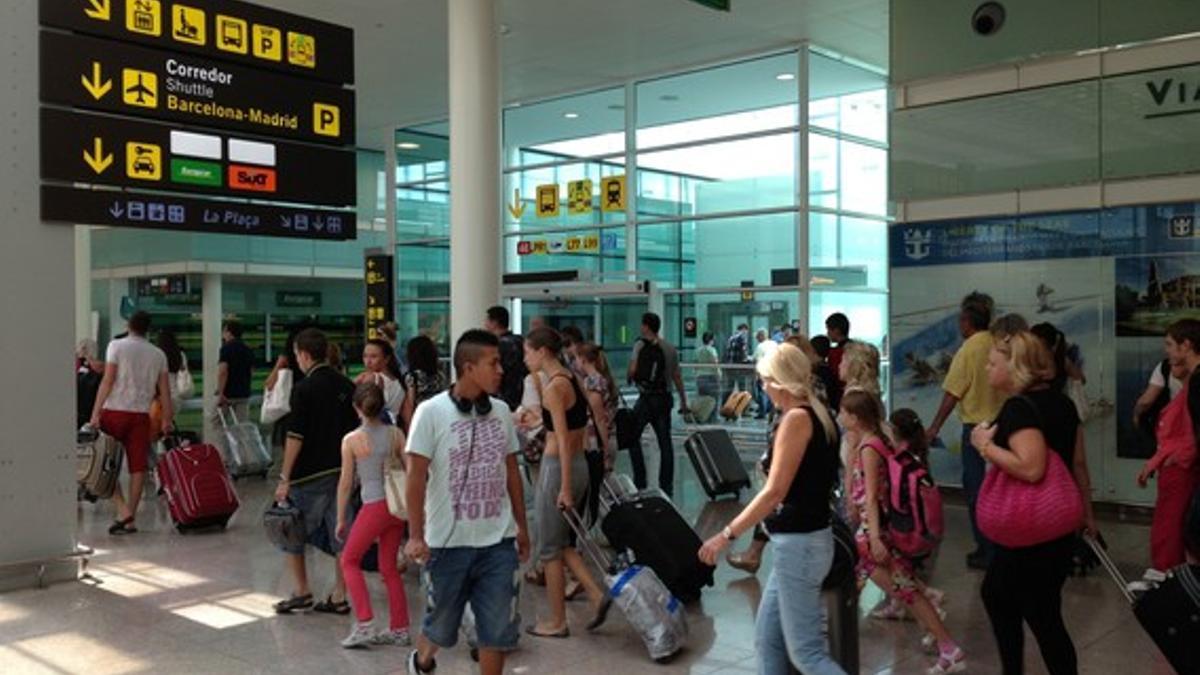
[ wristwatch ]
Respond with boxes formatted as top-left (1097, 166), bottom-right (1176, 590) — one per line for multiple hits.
top-left (722, 526), bottom-right (736, 541)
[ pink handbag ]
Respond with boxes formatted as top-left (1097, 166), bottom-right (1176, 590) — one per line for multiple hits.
top-left (977, 446), bottom-right (1083, 548)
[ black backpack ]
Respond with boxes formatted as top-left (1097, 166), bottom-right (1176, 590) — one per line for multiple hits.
top-left (498, 332), bottom-right (528, 410)
top-left (634, 338), bottom-right (668, 393)
top-left (1137, 359), bottom-right (1173, 444)
top-left (725, 333), bottom-right (749, 364)
top-left (77, 367), bottom-right (102, 428)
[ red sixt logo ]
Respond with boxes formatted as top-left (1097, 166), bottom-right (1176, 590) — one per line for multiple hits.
top-left (228, 165), bottom-right (277, 192)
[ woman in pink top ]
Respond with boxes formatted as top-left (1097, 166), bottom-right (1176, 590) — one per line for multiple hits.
top-left (1140, 356), bottom-right (1199, 571)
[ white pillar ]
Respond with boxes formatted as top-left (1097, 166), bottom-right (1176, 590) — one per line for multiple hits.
top-left (448, 0), bottom-right (501, 341)
top-left (74, 226), bottom-right (92, 344)
top-left (0, 0), bottom-right (78, 589)
top-left (202, 274), bottom-right (223, 445)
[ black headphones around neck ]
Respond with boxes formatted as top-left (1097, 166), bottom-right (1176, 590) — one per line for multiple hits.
top-left (448, 387), bottom-right (493, 416)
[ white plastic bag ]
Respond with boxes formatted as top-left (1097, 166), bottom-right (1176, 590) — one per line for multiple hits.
top-left (260, 369), bottom-right (292, 425)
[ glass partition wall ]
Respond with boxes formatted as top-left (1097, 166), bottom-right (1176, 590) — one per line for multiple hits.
top-left (393, 46), bottom-right (889, 403)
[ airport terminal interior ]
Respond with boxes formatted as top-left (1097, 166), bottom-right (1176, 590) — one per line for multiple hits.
top-left (4, 0), bottom-right (1200, 673)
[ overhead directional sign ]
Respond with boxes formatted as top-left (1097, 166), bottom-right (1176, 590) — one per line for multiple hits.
top-left (40, 107), bottom-right (356, 207)
top-left (40, 31), bottom-right (354, 145)
top-left (364, 254), bottom-right (395, 340)
top-left (41, 184), bottom-right (356, 240)
top-left (39, 0), bottom-right (355, 84)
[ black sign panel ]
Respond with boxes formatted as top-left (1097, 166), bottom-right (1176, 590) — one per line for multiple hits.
top-left (364, 254), bottom-right (394, 340)
top-left (41, 185), bottom-right (356, 240)
top-left (40, 31), bottom-right (354, 146)
top-left (40, 107), bottom-right (356, 207)
top-left (137, 274), bottom-right (188, 297)
top-left (39, 0), bottom-right (354, 84)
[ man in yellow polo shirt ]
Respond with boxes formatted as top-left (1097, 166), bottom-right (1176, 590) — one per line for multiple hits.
top-left (926, 292), bottom-right (1005, 570)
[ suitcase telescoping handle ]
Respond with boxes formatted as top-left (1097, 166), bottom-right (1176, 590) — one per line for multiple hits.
top-left (215, 405), bottom-right (240, 428)
top-left (1083, 533), bottom-right (1135, 605)
top-left (560, 506), bottom-right (614, 576)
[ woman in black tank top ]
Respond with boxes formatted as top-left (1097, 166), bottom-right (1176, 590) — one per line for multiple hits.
top-left (698, 343), bottom-right (845, 675)
top-left (523, 327), bottom-right (611, 639)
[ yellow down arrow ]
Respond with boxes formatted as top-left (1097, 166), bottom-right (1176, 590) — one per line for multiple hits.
top-left (508, 188), bottom-right (527, 220)
top-left (84, 0), bottom-right (111, 21)
top-left (83, 137), bottom-right (113, 175)
top-left (81, 62), bottom-right (112, 100)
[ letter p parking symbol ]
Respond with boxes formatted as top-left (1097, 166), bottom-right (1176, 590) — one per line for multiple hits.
top-left (313, 103), bottom-right (340, 138)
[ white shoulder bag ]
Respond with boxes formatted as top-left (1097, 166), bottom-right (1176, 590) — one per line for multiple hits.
top-left (383, 427), bottom-right (407, 519)
top-left (261, 368), bottom-right (293, 425)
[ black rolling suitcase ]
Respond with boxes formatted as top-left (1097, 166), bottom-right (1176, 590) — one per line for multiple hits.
top-left (684, 429), bottom-right (751, 500)
top-left (601, 490), bottom-right (714, 602)
top-left (1086, 534), bottom-right (1200, 673)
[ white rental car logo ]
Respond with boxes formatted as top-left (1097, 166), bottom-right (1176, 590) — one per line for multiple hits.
top-left (904, 229), bottom-right (932, 261)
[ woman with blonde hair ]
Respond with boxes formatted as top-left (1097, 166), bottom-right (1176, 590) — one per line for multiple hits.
top-left (971, 330), bottom-right (1088, 675)
top-left (728, 334), bottom-right (829, 574)
top-left (840, 341), bottom-right (882, 395)
top-left (700, 343), bottom-right (844, 675)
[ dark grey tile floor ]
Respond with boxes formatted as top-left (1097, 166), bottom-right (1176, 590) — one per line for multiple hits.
top-left (0, 450), bottom-right (1173, 674)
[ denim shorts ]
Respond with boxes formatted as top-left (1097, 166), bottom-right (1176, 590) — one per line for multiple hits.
top-left (421, 538), bottom-right (520, 651)
top-left (279, 473), bottom-right (340, 556)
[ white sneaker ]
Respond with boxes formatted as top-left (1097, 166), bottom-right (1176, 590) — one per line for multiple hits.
top-left (921, 633), bottom-right (937, 654)
top-left (372, 628), bottom-right (412, 646)
top-left (341, 621), bottom-right (375, 649)
top-left (926, 646), bottom-right (966, 675)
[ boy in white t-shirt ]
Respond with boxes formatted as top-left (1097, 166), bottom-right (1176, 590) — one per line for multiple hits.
top-left (89, 311), bottom-right (172, 535)
top-left (404, 330), bottom-right (530, 675)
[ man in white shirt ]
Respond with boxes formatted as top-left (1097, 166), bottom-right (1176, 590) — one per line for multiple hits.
top-left (89, 312), bottom-right (172, 535)
top-left (753, 329), bottom-right (779, 419)
top-left (404, 329), bottom-right (530, 675)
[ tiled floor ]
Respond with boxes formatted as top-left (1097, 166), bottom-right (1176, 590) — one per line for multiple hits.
top-left (0, 452), bottom-right (1175, 674)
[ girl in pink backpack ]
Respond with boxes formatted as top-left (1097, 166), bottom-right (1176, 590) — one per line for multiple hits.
top-left (841, 390), bottom-right (965, 675)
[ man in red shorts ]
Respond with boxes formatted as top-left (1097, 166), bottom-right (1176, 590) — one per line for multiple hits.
top-left (89, 311), bottom-right (172, 535)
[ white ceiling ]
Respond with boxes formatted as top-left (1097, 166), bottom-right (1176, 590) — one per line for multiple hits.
top-left (253, 0), bottom-right (889, 149)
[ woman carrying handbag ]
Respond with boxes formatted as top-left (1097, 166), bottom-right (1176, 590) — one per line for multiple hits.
top-left (970, 330), bottom-right (1091, 675)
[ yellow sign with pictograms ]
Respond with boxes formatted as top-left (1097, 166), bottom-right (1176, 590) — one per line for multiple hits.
top-left (537, 184), bottom-right (559, 218)
top-left (126, 0), bottom-right (161, 36)
top-left (288, 32), bottom-right (317, 68)
top-left (125, 141), bottom-right (161, 181)
top-left (121, 68), bottom-right (157, 108)
top-left (531, 240), bottom-right (549, 255)
top-left (313, 103), bottom-right (340, 137)
top-left (601, 175), bottom-right (626, 212)
top-left (216, 15), bottom-right (248, 53)
top-left (568, 179), bottom-right (593, 215)
top-left (253, 24), bottom-right (283, 61)
top-left (566, 237), bottom-right (582, 252)
top-left (171, 5), bottom-right (206, 46)
top-left (582, 235), bottom-right (600, 252)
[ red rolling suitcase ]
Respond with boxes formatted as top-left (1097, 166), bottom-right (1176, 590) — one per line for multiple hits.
top-left (157, 438), bottom-right (239, 532)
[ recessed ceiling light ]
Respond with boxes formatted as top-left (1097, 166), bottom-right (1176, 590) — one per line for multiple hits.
top-left (776, 73), bottom-right (796, 81)
top-left (659, 94), bottom-right (680, 102)
top-left (397, 142), bottom-right (421, 150)
top-left (607, 104), bottom-right (625, 111)
top-left (563, 112), bottom-right (580, 119)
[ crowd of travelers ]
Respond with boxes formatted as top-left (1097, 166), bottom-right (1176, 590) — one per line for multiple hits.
top-left (73, 292), bottom-right (1196, 675)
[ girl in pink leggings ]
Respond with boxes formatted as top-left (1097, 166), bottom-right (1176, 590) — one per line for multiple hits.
top-left (336, 382), bottom-right (410, 649)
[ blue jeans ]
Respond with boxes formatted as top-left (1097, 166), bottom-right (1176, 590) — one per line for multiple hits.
top-left (961, 423), bottom-right (992, 558)
top-left (757, 529), bottom-right (845, 675)
top-left (420, 538), bottom-right (521, 650)
top-left (629, 391), bottom-right (674, 497)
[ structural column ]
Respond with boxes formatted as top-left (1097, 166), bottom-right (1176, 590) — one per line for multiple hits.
top-left (74, 226), bottom-right (93, 344)
top-left (202, 273), bottom-right (223, 445)
top-left (448, 0), bottom-right (502, 341)
top-left (0, 0), bottom-right (77, 590)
